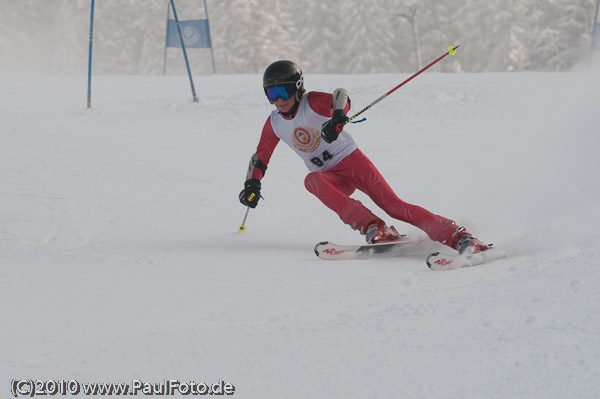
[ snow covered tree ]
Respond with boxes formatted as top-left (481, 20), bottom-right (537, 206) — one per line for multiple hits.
top-left (522, 0), bottom-right (596, 71)
top-left (281, 0), bottom-right (344, 73)
top-left (338, 1), bottom-right (402, 73)
top-left (1, 0), bottom-right (597, 74)
top-left (209, 0), bottom-right (301, 74)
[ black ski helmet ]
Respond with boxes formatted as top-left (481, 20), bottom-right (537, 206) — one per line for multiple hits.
top-left (263, 60), bottom-right (305, 101)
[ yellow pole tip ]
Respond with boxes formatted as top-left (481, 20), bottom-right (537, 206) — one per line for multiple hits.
top-left (448, 46), bottom-right (457, 55)
top-left (238, 225), bottom-right (246, 233)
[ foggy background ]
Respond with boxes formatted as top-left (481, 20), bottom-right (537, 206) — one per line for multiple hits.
top-left (0, 0), bottom-right (598, 75)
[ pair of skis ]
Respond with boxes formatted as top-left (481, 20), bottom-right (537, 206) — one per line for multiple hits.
top-left (314, 237), bottom-right (504, 270)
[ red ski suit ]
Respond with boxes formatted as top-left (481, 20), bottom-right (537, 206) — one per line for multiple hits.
top-left (252, 91), bottom-right (459, 247)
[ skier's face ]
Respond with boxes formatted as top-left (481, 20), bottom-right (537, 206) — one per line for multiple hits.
top-left (274, 96), bottom-right (295, 114)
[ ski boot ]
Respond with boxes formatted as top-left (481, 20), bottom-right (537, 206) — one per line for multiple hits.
top-left (365, 220), bottom-right (401, 244)
top-left (452, 227), bottom-right (491, 255)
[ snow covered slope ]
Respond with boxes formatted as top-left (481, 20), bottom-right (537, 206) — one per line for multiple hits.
top-left (2, 71), bottom-right (599, 398)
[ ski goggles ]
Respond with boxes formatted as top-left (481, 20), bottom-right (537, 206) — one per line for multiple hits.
top-left (264, 83), bottom-right (297, 103)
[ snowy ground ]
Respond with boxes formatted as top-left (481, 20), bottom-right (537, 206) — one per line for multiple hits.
top-left (1, 69), bottom-right (600, 398)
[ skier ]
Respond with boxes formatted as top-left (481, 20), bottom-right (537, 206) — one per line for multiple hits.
top-left (239, 60), bottom-right (487, 255)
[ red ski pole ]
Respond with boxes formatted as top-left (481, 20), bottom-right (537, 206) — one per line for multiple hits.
top-left (238, 206), bottom-right (251, 233)
top-left (344, 45), bottom-right (460, 125)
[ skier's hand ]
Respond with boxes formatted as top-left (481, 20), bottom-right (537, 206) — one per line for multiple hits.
top-left (239, 178), bottom-right (261, 208)
top-left (321, 109), bottom-right (348, 143)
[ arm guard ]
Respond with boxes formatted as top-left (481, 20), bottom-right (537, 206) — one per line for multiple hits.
top-left (245, 153), bottom-right (267, 180)
top-left (332, 88), bottom-right (350, 113)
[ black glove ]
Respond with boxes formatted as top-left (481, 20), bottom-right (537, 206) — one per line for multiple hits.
top-left (239, 178), bottom-right (261, 208)
top-left (321, 109), bottom-right (348, 143)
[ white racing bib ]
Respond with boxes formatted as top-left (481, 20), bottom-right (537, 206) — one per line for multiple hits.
top-left (269, 95), bottom-right (357, 172)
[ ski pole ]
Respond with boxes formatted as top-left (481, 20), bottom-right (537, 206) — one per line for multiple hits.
top-left (344, 45), bottom-right (460, 125)
top-left (238, 206), bottom-right (251, 233)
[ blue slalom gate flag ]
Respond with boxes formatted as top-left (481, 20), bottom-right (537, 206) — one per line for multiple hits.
top-left (166, 19), bottom-right (212, 49)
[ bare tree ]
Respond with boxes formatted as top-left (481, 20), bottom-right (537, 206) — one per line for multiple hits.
top-left (398, 6), bottom-right (422, 70)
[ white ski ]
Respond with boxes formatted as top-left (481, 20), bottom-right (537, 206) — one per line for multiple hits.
top-left (426, 246), bottom-right (507, 270)
top-left (314, 237), bottom-right (427, 260)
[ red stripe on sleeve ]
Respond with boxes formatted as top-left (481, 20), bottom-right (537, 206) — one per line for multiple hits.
top-left (253, 117), bottom-right (280, 180)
